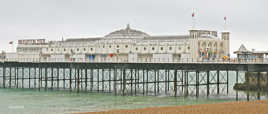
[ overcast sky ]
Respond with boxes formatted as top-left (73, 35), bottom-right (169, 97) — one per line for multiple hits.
top-left (0, 0), bottom-right (267, 56)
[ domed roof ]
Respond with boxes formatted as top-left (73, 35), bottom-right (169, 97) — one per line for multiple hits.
top-left (105, 24), bottom-right (150, 38)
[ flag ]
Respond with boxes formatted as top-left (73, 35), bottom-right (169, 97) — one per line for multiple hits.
top-left (109, 53), bottom-right (114, 57)
top-left (9, 41), bottom-right (13, 44)
top-left (192, 12), bottom-right (195, 17)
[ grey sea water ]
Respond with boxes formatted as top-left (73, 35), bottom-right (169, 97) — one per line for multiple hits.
top-left (0, 71), bottom-right (267, 114)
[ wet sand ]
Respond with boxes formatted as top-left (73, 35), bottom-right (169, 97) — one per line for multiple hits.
top-left (77, 100), bottom-right (268, 114)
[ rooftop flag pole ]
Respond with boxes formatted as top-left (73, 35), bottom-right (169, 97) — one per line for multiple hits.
top-left (192, 9), bottom-right (196, 29)
top-left (224, 16), bottom-right (227, 31)
top-left (9, 41), bottom-right (14, 52)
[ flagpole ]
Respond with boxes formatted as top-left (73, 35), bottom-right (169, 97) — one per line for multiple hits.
top-left (192, 9), bottom-right (196, 29)
top-left (224, 16), bottom-right (227, 31)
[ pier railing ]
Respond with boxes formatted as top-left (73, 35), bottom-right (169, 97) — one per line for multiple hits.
top-left (1, 58), bottom-right (268, 64)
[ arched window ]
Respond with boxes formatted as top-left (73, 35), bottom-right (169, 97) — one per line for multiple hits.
top-left (160, 47), bottom-right (163, 50)
top-left (144, 47), bottom-right (146, 50)
top-left (202, 42), bottom-right (206, 47)
top-left (169, 47), bottom-right (172, 50)
top-left (220, 42), bottom-right (224, 47)
top-left (152, 47), bottom-right (155, 50)
top-left (125, 45), bottom-right (128, 48)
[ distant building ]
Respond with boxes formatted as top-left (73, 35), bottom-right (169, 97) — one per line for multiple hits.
top-left (16, 39), bottom-right (47, 62)
top-left (14, 25), bottom-right (230, 62)
top-left (234, 44), bottom-right (268, 62)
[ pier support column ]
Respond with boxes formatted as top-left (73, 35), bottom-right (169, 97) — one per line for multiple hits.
top-left (102, 69), bottom-right (104, 93)
top-left (69, 68), bottom-right (72, 91)
top-left (154, 69), bottom-right (157, 96)
top-left (57, 68), bottom-right (59, 90)
top-left (9, 67), bottom-right (11, 88)
top-left (267, 72), bottom-right (268, 88)
top-left (146, 69), bottom-right (149, 95)
top-left (85, 68), bottom-right (88, 91)
top-left (97, 69), bottom-right (99, 92)
top-left (236, 70), bottom-right (238, 101)
top-left (174, 69), bottom-right (177, 97)
top-left (181, 70), bottom-right (184, 94)
top-left (130, 69), bottom-right (133, 96)
top-left (167, 69), bottom-right (170, 92)
top-left (227, 70), bottom-right (229, 94)
top-left (51, 68), bottom-right (53, 90)
top-left (63, 68), bottom-right (65, 90)
top-left (38, 67), bottom-right (41, 91)
top-left (157, 70), bottom-right (160, 94)
top-left (207, 71), bottom-right (210, 97)
top-left (3, 66), bottom-right (5, 88)
top-left (134, 69), bottom-right (137, 96)
top-left (29, 67), bottom-right (32, 89)
top-left (184, 71), bottom-right (188, 97)
top-left (90, 68), bottom-right (93, 92)
top-left (142, 69), bottom-right (145, 96)
top-left (217, 70), bottom-right (220, 95)
top-left (122, 69), bottom-right (126, 96)
top-left (45, 67), bottom-right (47, 91)
top-left (77, 69), bottom-right (80, 93)
top-left (108, 69), bottom-right (111, 93)
top-left (34, 67), bottom-right (37, 89)
top-left (114, 68), bottom-right (117, 95)
top-left (196, 71), bottom-right (199, 98)
top-left (257, 72), bottom-right (261, 100)
top-left (165, 70), bottom-right (167, 95)
top-left (16, 67), bottom-right (18, 88)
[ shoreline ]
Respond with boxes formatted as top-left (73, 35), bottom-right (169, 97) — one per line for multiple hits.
top-left (76, 100), bottom-right (268, 114)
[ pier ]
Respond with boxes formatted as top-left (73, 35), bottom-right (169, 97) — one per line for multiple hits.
top-left (0, 61), bottom-right (267, 100)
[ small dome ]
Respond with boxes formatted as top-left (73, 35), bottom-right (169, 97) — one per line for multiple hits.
top-left (105, 24), bottom-right (150, 38)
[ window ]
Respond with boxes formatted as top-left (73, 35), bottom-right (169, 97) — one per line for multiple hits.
top-left (136, 47), bottom-right (138, 50)
top-left (188, 47), bottom-right (190, 50)
top-left (90, 48), bottom-right (93, 51)
top-left (77, 48), bottom-right (79, 51)
top-left (64, 48), bottom-right (66, 51)
top-left (169, 47), bottom-right (172, 50)
top-left (84, 48), bottom-right (86, 51)
top-left (51, 49), bottom-right (53, 51)
top-left (125, 45), bottom-right (128, 48)
top-left (152, 47), bottom-right (155, 50)
top-left (103, 45), bottom-right (105, 48)
top-left (144, 47), bottom-right (146, 50)
top-left (179, 47), bottom-right (181, 50)
top-left (109, 45), bottom-right (112, 48)
top-left (117, 45), bottom-right (120, 48)
top-left (160, 47), bottom-right (163, 50)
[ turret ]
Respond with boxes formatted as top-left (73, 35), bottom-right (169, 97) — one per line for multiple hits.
top-left (222, 32), bottom-right (230, 40)
top-left (189, 30), bottom-right (199, 38)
